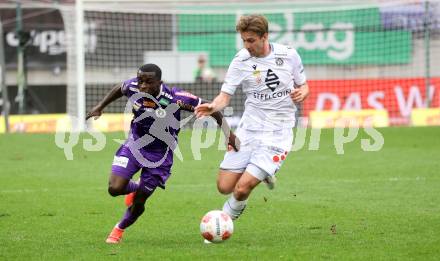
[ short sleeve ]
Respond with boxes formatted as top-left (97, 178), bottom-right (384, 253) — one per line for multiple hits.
top-left (121, 79), bottom-right (131, 96)
top-left (291, 49), bottom-right (307, 86)
top-left (172, 87), bottom-right (202, 112)
top-left (221, 59), bottom-right (244, 95)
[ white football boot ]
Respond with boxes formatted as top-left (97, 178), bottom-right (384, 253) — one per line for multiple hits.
top-left (263, 175), bottom-right (277, 190)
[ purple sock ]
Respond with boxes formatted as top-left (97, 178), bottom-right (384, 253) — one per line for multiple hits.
top-left (118, 178), bottom-right (158, 229)
top-left (124, 180), bottom-right (139, 194)
top-left (118, 206), bottom-right (144, 229)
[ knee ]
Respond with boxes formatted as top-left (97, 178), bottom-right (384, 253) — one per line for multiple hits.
top-left (217, 180), bottom-right (234, 195)
top-left (108, 184), bottom-right (124, 197)
top-left (233, 184), bottom-right (251, 201)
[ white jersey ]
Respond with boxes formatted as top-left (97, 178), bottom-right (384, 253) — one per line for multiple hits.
top-left (221, 43), bottom-right (306, 131)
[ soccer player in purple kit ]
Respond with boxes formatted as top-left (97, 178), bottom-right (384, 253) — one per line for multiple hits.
top-left (86, 64), bottom-right (239, 244)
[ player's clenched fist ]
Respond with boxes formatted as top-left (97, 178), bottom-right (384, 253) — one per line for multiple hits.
top-left (290, 84), bottom-right (310, 103)
top-left (86, 105), bottom-right (103, 120)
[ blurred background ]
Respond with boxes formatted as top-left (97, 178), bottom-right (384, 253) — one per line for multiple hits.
top-left (0, 0), bottom-right (439, 132)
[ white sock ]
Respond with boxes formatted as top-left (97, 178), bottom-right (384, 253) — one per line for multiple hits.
top-left (223, 195), bottom-right (247, 220)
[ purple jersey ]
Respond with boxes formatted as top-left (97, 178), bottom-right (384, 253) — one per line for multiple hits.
top-left (121, 77), bottom-right (201, 154)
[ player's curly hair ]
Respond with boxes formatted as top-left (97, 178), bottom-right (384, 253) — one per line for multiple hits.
top-left (236, 14), bottom-right (269, 37)
top-left (139, 63), bottom-right (162, 80)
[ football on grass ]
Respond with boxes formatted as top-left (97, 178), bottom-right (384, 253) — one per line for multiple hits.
top-left (200, 210), bottom-right (234, 243)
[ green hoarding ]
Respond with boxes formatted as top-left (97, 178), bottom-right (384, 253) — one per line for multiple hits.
top-left (178, 14), bottom-right (236, 66)
top-left (178, 8), bottom-right (411, 66)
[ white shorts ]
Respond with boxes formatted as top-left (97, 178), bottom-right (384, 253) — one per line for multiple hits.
top-left (220, 128), bottom-right (293, 181)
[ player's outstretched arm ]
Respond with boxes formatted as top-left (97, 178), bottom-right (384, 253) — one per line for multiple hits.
top-left (86, 84), bottom-right (124, 120)
top-left (195, 92), bottom-right (231, 118)
top-left (210, 110), bottom-right (240, 152)
top-left (191, 99), bottom-right (240, 151)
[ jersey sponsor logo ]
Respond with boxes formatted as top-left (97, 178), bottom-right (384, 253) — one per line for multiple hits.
top-left (159, 97), bottom-right (170, 106)
top-left (143, 100), bottom-right (156, 108)
top-left (113, 156), bottom-right (129, 168)
top-left (253, 89), bottom-right (291, 101)
top-left (177, 100), bottom-right (195, 111)
top-left (265, 69), bottom-right (280, 91)
top-left (175, 91), bottom-right (198, 100)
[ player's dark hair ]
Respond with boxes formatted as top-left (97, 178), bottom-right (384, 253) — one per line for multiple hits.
top-left (139, 63), bottom-right (162, 80)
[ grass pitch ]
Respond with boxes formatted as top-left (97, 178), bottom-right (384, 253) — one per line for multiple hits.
top-left (0, 127), bottom-right (439, 260)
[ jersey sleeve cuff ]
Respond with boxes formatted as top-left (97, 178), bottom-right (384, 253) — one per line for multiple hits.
top-left (221, 84), bottom-right (236, 95)
top-left (294, 79), bottom-right (306, 86)
top-left (121, 82), bottom-right (128, 95)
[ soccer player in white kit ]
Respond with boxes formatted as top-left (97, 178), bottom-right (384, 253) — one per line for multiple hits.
top-left (195, 14), bottom-right (310, 220)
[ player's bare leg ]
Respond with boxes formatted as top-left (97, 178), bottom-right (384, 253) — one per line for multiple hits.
top-left (107, 174), bottom-right (139, 197)
top-left (216, 170), bottom-right (242, 195)
top-left (233, 172), bottom-right (260, 200)
top-left (222, 172), bottom-right (260, 220)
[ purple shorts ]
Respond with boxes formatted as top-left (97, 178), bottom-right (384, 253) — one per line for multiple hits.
top-left (111, 145), bottom-right (173, 189)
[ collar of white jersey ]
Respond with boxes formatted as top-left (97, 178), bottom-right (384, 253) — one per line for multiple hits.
top-left (255, 43), bottom-right (274, 59)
